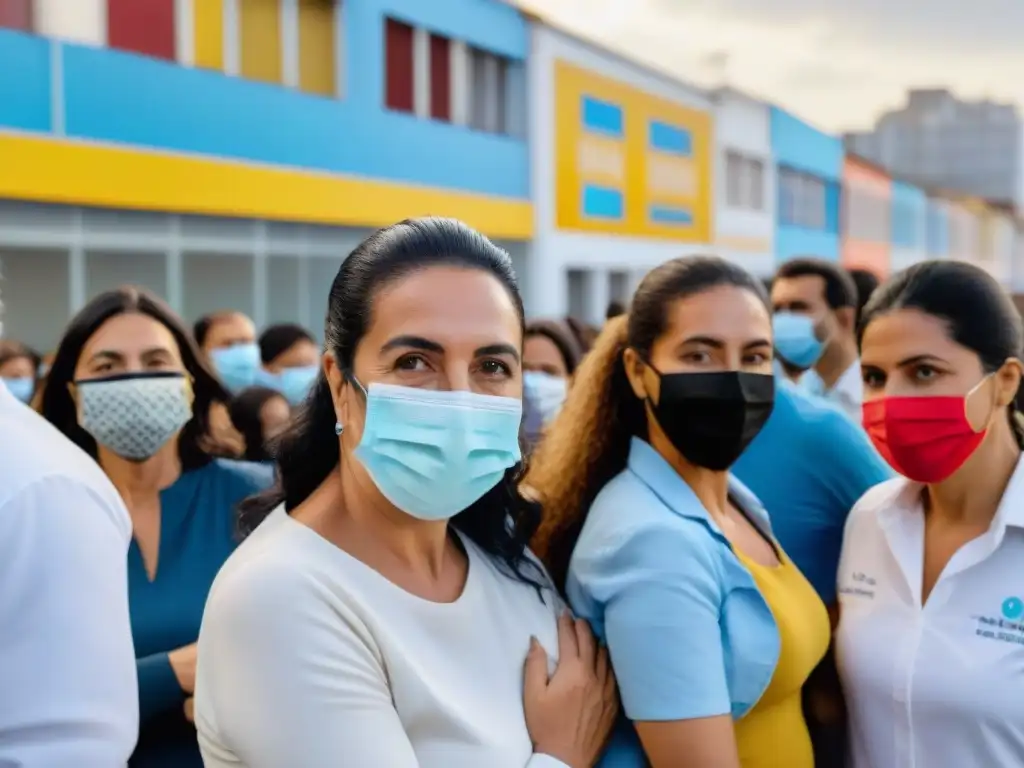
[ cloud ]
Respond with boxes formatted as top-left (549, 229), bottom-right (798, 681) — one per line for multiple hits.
top-left (651, 0), bottom-right (1024, 57)
top-left (523, 0), bottom-right (1024, 131)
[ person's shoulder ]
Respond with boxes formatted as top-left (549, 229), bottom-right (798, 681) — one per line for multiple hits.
top-left (204, 457), bottom-right (275, 496)
top-left (208, 508), bottom-right (340, 618)
top-left (572, 471), bottom-right (721, 596)
top-left (0, 401), bottom-right (130, 538)
top-left (847, 476), bottom-right (908, 530)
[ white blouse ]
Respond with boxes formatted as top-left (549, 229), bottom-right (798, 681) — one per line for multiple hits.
top-left (836, 467), bottom-right (1024, 768)
top-left (195, 507), bottom-right (568, 768)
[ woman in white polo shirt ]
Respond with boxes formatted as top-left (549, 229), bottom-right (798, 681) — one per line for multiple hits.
top-left (836, 260), bottom-right (1024, 768)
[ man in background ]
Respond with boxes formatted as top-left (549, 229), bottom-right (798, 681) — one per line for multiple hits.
top-left (771, 258), bottom-right (862, 421)
top-left (0, 286), bottom-right (138, 764)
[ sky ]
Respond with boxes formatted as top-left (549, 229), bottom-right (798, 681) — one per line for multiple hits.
top-left (522, 0), bottom-right (1024, 133)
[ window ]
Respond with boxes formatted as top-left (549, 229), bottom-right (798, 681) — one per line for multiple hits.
top-left (239, 0), bottom-right (283, 83)
top-left (108, 0), bottom-right (176, 61)
top-left (724, 150), bottom-right (765, 210)
top-left (193, 0), bottom-right (224, 70)
top-left (725, 151), bottom-right (744, 208)
top-left (429, 33), bottom-right (451, 121)
top-left (747, 159), bottom-right (765, 210)
top-left (384, 18), bottom-right (414, 112)
top-left (298, 0), bottom-right (337, 96)
top-left (779, 167), bottom-right (827, 229)
top-left (0, 0), bottom-right (32, 30)
top-left (468, 46), bottom-right (510, 134)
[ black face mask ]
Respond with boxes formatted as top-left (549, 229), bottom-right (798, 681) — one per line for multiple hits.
top-left (646, 369), bottom-right (775, 471)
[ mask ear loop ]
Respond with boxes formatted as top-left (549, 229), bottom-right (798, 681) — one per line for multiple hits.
top-left (962, 371), bottom-right (996, 430)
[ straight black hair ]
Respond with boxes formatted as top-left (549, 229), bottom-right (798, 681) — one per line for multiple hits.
top-left (258, 323), bottom-right (316, 365)
top-left (38, 286), bottom-right (233, 469)
top-left (229, 386), bottom-right (288, 462)
top-left (239, 217), bottom-right (546, 591)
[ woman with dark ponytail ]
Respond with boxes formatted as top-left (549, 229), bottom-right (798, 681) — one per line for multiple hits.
top-left (194, 218), bottom-right (616, 768)
top-left (837, 260), bottom-right (1024, 768)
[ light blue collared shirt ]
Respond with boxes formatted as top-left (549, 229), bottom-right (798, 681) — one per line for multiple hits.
top-left (567, 438), bottom-right (781, 767)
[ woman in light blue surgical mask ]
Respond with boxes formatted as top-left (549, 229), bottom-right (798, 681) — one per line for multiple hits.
top-left (194, 217), bottom-right (617, 768)
top-left (522, 319), bottom-right (583, 450)
top-left (36, 286), bottom-right (274, 768)
top-left (255, 323), bottom-right (320, 406)
top-left (194, 310), bottom-right (260, 456)
top-left (0, 339), bottom-right (41, 404)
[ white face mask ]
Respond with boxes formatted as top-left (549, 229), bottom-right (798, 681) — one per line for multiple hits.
top-left (76, 373), bottom-right (193, 461)
top-left (524, 371), bottom-right (568, 425)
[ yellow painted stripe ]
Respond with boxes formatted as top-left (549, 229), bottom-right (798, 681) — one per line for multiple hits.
top-left (298, 0), bottom-right (336, 96)
top-left (240, 0), bottom-right (283, 84)
top-left (193, 0), bottom-right (224, 71)
top-left (0, 134), bottom-right (533, 240)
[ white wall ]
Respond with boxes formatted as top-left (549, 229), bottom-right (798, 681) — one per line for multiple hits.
top-left (712, 89), bottom-right (775, 278)
top-left (989, 214), bottom-right (1015, 287)
top-left (526, 23), bottom-right (713, 323)
top-left (35, 0), bottom-right (107, 46)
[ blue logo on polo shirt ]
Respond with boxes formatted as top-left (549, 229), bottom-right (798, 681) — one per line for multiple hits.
top-left (1002, 597), bottom-right (1024, 620)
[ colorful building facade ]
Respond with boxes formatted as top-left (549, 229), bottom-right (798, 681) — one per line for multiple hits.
top-left (770, 108), bottom-right (842, 265)
top-left (889, 180), bottom-right (928, 273)
top-left (713, 88), bottom-right (775, 278)
top-left (842, 155), bottom-right (891, 277)
top-left (0, 0), bottom-right (532, 348)
top-left (527, 21), bottom-right (713, 322)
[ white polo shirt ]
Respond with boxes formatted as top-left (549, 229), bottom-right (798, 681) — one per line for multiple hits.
top-left (0, 381), bottom-right (138, 766)
top-left (836, 463), bottom-right (1024, 768)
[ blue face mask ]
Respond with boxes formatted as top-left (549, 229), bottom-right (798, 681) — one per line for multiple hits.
top-left (2, 376), bottom-right (34, 403)
top-left (258, 365), bottom-right (319, 405)
top-left (353, 382), bottom-right (523, 522)
top-left (210, 343), bottom-right (260, 393)
top-left (772, 312), bottom-right (825, 369)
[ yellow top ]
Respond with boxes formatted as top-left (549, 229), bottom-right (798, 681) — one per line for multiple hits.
top-left (732, 548), bottom-right (830, 768)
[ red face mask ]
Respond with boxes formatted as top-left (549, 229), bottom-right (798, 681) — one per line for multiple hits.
top-left (862, 394), bottom-right (988, 483)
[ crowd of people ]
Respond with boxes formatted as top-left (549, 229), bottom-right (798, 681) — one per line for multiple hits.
top-left (1, 215), bottom-right (1022, 768)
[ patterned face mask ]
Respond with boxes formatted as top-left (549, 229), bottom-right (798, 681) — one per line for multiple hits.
top-left (75, 372), bottom-right (194, 461)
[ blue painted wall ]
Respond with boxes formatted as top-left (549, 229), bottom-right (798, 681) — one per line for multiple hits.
top-left (890, 180), bottom-right (927, 249)
top-left (771, 107), bottom-right (842, 263)
top-left (927, 198), bottom-right (950, 257)
top-left (0, 0), bottom-right (530, 199)
top-left (0, 30), bottom-right (51, 132)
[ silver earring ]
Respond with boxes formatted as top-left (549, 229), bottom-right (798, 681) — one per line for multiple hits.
top-left (334, 422), bottom-right (344, 436)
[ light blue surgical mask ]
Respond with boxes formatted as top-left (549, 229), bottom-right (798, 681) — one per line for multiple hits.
top-left (2, 376), bottom-right (34, 403)
top-left (257, 365), bottom-right (319, 405)
top-left (524, 371), bottom-right (567, 426)
top-left (772, 312), bottom-right (825, 369)
top-left (210, 342), bottom-right (260, 393)
top-left (353, 382), bottom-right (523, 522)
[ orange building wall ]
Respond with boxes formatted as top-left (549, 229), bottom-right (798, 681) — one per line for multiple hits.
top-left (842, 156), bottom-right (892, 277)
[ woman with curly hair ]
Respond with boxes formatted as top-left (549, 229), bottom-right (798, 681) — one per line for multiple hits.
top-left (527, 256), bottom-right (829, 768)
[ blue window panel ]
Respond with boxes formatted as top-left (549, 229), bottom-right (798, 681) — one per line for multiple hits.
top-left (825, 180), bottom-right (840, 234)
top-left (582, 184), bottom-right (625, 219)
top-left (649, 205), bottom-right (693, 225)
top-left (648, 121), bottom-right (692, 156)
top-left (581, 96), bottom-right (624, 138)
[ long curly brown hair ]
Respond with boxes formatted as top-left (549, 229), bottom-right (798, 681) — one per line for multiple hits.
top-left (526, 256), bottom-right (770, 591)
